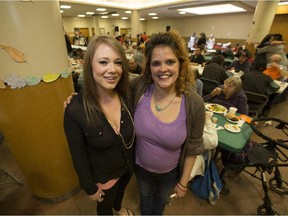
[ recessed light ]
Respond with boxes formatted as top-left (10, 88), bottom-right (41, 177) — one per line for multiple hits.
top-left (78, 15), bottom-right (85, 17)
top-left (140, 18), bottom-right (145, 21)
top-left (122, 17), bottom-right (128, 20)
top-left (60, 10), bottom-right (64, 13)
top-left (148, 13), bottom-right (157, 16)
top-left (86, 12), bottom-right (94, 15)
top-left (101, 16), bottom-right (108, 19)
top-left (125, 11), bottom-right (132, 14)
top-left (96, 8), bottom-right (106, 11)
top-left (152, 16), bottom-right (159, 19)
top-left (112, 13), bottom-right (120, 16)
top-left (60, 5), bottom-right (71, 9)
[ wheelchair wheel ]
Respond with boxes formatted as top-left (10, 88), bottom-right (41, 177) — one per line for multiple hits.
top-left (257, 204), bottom-right (278, 215)
top-left (269, 177), bottom-right (288, 195)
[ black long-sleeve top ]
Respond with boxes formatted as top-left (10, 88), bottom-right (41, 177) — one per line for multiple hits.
top-left (64, 91), bottom-right (134, 195)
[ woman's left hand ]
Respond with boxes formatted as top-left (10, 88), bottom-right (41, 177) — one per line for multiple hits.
top-left (174, 182), bottom-right (188, 198)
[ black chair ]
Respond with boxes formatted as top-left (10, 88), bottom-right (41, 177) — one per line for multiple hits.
top-left (244, 91), bottom-right (269, 118)
top-left (200, 77), bottom-right (219, 96)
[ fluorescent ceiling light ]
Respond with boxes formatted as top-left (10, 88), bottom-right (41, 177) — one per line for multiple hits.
top-left (72, 0), bottom-right (179, 10)
top-left (152, 16), bottom-right (159, 19)
top-left (111, 13), bottom-right (120, 16)
top-left (125, 11), bottom-right (132, 14)
top-left (78, 14), bottom-right (85, 17)
top-left (122, 17), bottom-right (129, 19)
top-left (60, 5), bottom-right (71, 9)
top-left (178, 4), bottom-right (246, 15)
top-left (101, 16), bottom-right (108, 18)
top-left (148, 13), bottom-right (157, 16)
top-left (60, 10), bottom-right (64, 13)
top-left (86, 12), bottom-right (94, 15)
top-left (140, 18), bottom-right (145, 21)
top-left (179, 11), bottom-right (186, 14)
top-left (279, 1), bottom-right (288, 5)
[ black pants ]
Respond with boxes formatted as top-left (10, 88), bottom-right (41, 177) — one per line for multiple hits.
top-left (97, 171), bottom-right (132, 215)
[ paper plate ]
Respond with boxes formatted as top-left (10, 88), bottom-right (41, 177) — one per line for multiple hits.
top-left (205, 103), bottom-right (227, 114)
top-left (225, 117), bottom-right (239, 124)
top-left (224, 123), bottom-right (241, 133)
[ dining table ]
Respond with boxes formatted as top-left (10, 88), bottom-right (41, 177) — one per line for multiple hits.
top-left (274, 80), bottom-right (288, 94)
top-left (213, 113), bottom-right (253, 154)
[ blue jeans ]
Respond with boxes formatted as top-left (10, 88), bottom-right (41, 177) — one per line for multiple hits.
top-left (135, 164), bottom-right (179, 215)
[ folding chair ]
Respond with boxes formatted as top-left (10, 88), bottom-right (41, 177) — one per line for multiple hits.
top-left (200, 77), bottom-right (219, 96)
top-left (244, 91), bottom-right (269, 118)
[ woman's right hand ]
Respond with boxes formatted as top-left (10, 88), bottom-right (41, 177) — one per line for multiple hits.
top-left (63, 92), bottom-right (77, 110)
top-left (88, 188), bottom-right (105, 202)
top-left (210, 87), bottom-right (222, 97)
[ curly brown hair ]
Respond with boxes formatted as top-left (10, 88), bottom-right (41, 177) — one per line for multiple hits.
top-left (143, 30), bottom-right (194, 96)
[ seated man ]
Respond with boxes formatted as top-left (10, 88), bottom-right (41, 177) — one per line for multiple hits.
top-left (190, 47), bottom-right (205, 65)
top-left (128, 56), bottom-right (142, 75)
top-left (201, 55), bottom-right (229, 84)
top-left (241, 70), bottom-right (276, 96)
top-left (226, 49), bottom-right (252, 74)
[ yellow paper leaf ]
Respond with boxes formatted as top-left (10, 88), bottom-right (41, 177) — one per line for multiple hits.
top-left (0, 45), bottom-right (26, 63)
top-left (42, 73), bottom-right (60, 83)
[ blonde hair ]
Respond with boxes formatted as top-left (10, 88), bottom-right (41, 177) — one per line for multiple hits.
top-left (224, 76), bottom-right (242, 93)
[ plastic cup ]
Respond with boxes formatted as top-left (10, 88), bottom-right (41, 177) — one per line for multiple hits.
top-left (229, 107), bottom-right (238, 114)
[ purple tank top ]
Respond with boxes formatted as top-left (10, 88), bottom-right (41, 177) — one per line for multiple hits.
top-left (134, 84), bottom-right (187, 173)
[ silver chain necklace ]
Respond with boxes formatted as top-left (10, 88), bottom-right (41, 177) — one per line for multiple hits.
top-left (154, 92), bottom-right (176, 112)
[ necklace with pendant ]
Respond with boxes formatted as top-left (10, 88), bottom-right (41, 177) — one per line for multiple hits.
top-left (154, 92), bottom-right (176, 112)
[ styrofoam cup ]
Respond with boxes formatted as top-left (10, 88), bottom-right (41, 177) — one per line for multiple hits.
top-left (229, 107), bottom-right (238, 114)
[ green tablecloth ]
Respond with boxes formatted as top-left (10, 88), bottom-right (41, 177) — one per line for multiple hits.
top-left (215, 113), bottom-right (253, 153)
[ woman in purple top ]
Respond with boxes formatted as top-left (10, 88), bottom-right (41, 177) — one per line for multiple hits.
top-left (203, 76), bottom-right (249, 115)
top-left (131, 30), bottom-right (205, 215)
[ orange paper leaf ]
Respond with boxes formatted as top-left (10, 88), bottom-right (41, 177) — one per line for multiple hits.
top-left (0, 45), bottom-right (26, 63)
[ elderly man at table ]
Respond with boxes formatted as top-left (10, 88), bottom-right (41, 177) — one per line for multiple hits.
top-left (128, 55), bottom-right (142, 75)
top-left (201, 55), bottom-right (229, 85)
top-left (203, 76), bottom-right (249, 115)
top-left (226, 49), bottom-right (252, 74)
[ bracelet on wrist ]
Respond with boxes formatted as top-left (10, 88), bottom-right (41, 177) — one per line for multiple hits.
top-left (176, 183), bottom-right (187, 192)
top-left (178, 181), bottom-right (188, 188)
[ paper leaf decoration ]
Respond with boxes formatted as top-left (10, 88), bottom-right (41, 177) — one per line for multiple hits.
top-left (61, 71), bottom-right (70, 78)
top-left (25, 76), bottom-right (41, 86)
top-left (42, 73), bottom-right (60, 83)
top-left (0, 80), bottom-right (6, 89)
top-left (4, 74), bottom-right (27, 89)
top-left (0, 45), bottom-right (26, 63)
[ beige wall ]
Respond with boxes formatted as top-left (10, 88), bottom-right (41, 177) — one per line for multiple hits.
top-left (145, 12), bottom-right (254, 39)
top-left (62, 16), bottom-right (146, 38)
top-left (62, 12), bottom-right (288, 46)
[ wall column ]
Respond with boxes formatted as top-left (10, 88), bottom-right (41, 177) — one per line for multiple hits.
top-left (131, 10), bottom-right (140, 40)
top-left (246, 0), bottom-right (279, 54)
top-left (0, 1), bottom-right (79, 202)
